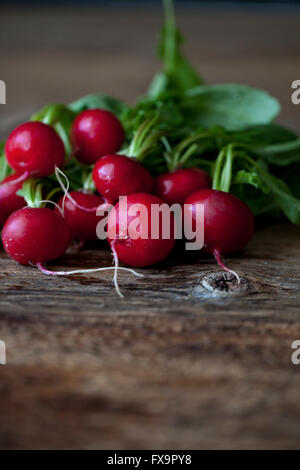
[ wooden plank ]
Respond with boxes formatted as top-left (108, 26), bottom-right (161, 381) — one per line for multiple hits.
top-left (1, 223), bottom-right (300, 322)
top-left (0, 5), bottom-right (300, 450)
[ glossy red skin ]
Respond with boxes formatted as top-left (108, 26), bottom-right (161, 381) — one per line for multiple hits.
top-left (185, 189), bottom-right (255, 254)
top-left (93, 154), bottom-right (153, 204)
top-left (71, 109), bottom-right (124, 164)
top-left (5, 122), bottom-right (65, 177)
top-left (56, 191), bottom-right (105, 241)
top-left (0, 174), bottom-right (27, 225)
top-left (2, 207), bottom-right (71, 265)
top-left (107, 193), bottom-right (175, 268)
top-left (154, 167), bottom-right (212, 205)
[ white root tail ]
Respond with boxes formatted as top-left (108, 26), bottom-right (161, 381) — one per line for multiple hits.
top-left (55, 166), bottom-right (99, 215)
top-left (110, 239), bottom-right (123, 298)
top-left (213, 249), bottom-right (241, 284)
top-left (36, 262), bottom-right (143, 299)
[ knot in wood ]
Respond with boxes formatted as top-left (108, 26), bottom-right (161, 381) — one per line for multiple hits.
top-left (201, 271), bottom-right (249, 296)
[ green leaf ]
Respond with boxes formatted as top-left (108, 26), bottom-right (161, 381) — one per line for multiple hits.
top-left (252, 139), bottom-right (300, 166)
top-left (270, 178), bottom-right (300, 225)
top-left (185, 84), bottom-right (281, 130)
top-left (231, 184), bottom-right (276, 217)
top-left (31, 104), bottom-right (76, 155)
top-left (147, 72), bottom-right (169, 100)
top-left (233, 170), bottom-right (269, 194)
top-left (282, 163), bottom-right (300, 199)
top-left (230, 124), bottom-right (297, 146)
top-left (121, 96), bottom-right (185, 147)
top-left (243, 155), bottom-right (300, 224)
top-left (31, 103), bottom-right (75, 126)
top-left (148, 0), bottom-right (203, 98)
top-left (69, 94), bottom-right (129, 117)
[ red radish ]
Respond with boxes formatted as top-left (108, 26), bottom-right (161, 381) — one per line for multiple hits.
top-left (0, 173), bottom-right (27, 225)
top-left (154, 167), bottom-right (212, 205)
top-left (71, 109), bottom-right (124, 164)
top-left (5, 122), bottom-right (65, 177)
top-left (2, 207), bottom-right (71, 265)
top-left (107, 193), bottom-right (175, 268)
top-left (56, 191), bottom-right (105, 241)
top-left (93, 154), bottom-right (153, 204)
top-left (185, 189), bottom-right (255, 279)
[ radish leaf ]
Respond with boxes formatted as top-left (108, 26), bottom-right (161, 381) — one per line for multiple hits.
top-left (185, 84), bottom-right (280, 130)
top-left (69, 94), bottom-right (128, 117)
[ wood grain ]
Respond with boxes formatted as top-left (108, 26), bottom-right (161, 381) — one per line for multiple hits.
top-left (0, 5), bottom-right (300, 450)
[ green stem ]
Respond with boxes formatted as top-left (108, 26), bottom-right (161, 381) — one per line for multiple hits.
top-left (179, 143), bottom-right (198, 166)
top-left (46, 187), bottom-right (62, 201)
top-left (128, 120), bottom-right (148, 156)
top-left (169, 132), bottom-right (210, 171)
top-left (220, 143), bottom-right (234, 192)
top-left (187, 157), bottom-right (214, 169)
top-left (0, 147), bottom-right (12, 181)
top-left (126, 116), bottom-right (163, 161)
top-left (82, 171), bottom-right (96, 192)
top-left (43, 106), bottom-right (57, 125)
top-left (161, 136), bottom-right (172, 153)
top-left (163, 0), bottom-right (176, 74)
top-left (55, 122), bottom-right (71, 156)
top-left (19, 179), bottom-right (44, 208)
top-left (244, 154), bottom-right (272, 180)
top-left (212, 146), bottom-right (227, 190)
top-left (212, 144), bottom-right (236, 192)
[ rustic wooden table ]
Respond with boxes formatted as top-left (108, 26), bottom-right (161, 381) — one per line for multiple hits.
top-left (0, 4), bottom-right (300, 450)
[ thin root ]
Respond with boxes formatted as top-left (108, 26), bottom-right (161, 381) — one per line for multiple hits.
top-left (55, 166), bottom-right (99, 214)
top-left (110, 239), bottom-right (123, 298)
top-left (36, 262), bottom-right (143, 298)
top-left (213, 249), bottom-right (240, 284)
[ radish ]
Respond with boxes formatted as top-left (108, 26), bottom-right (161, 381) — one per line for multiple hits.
top-left (107, 193), bottom-right (175, 268)
top-left (154, 167), bottom-right (212, 205)
top-left (5, 122), bottom-right (65, 178)
top-left (71, 109), bottom-right (124, 164)
top-left (0, 173), bottom-right (27, 225)
top-left (2, 207), bottom-right (71, 265)
top-left (93, 154), bottom-right (153, 204)
top-left (56, 191), bottom-right (105, 241)
top-left (184, 189), bottom-right (255, 280)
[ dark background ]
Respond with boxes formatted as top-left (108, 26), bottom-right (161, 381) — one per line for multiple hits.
top-left (1, 0), bottom-right (300, 4)
top-left (1, 0), bottom-right (299, 136)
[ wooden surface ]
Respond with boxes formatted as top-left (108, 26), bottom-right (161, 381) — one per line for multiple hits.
top-left (1, 5), bottom-right (300, 450)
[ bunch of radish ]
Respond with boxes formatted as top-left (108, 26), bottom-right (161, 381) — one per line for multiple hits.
top-left (0, 106), bottom-right (255, 297)
top-left (8, 0), bottom-right (294, 297)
